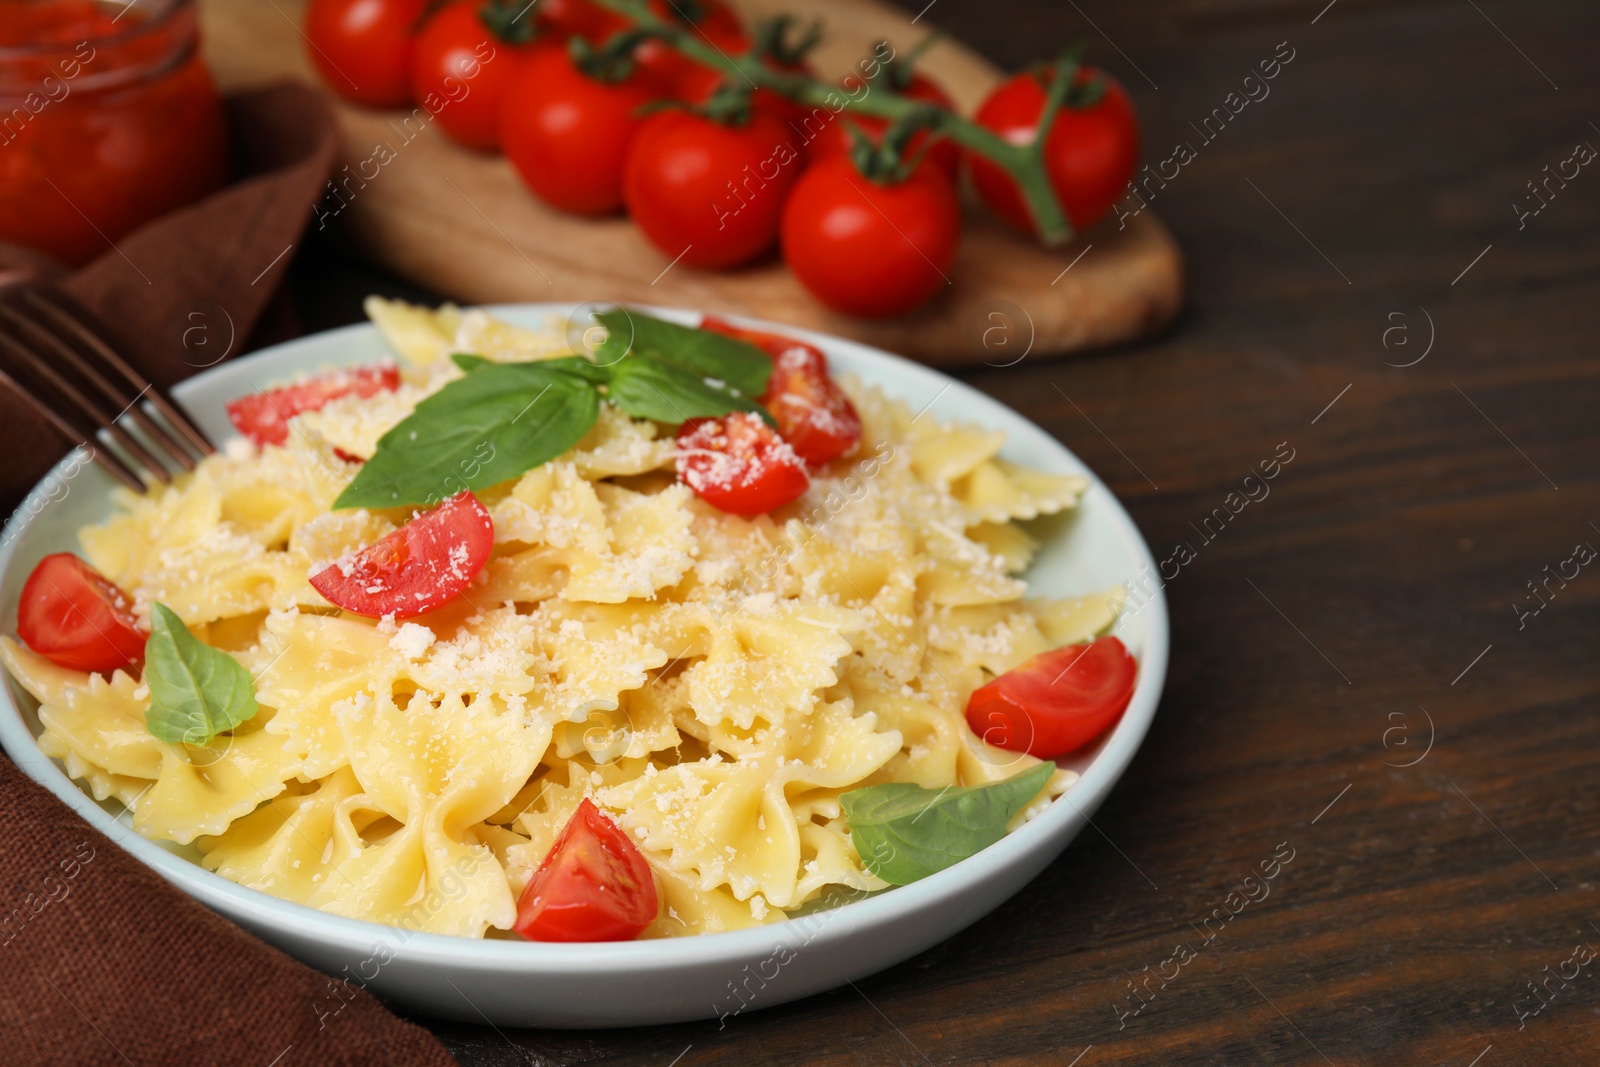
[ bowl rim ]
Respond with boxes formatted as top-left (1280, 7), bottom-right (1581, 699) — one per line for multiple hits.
top-left (0, 302), bottom-right (1169, 973)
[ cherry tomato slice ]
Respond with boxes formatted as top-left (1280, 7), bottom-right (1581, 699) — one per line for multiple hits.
top-left (225, 362), bottom-right (401, 449)
top-left (965, 636), bottom-right (1137, 758)
top-left (309, 491), bottom-right (494, 619)
top-left (514, 798), bottom-right (659, 942)
top-left (676, 412), bottom-right (810, 517)
top-left (17, 554), bottom-right (146, 673)
top-left (303, 0), bottom-right (428, 108)
top-left (700, 318), bottom-right (862, 466)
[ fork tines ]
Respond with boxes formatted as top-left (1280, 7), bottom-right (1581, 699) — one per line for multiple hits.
top-left (0, 280), bottom-right (215, 493)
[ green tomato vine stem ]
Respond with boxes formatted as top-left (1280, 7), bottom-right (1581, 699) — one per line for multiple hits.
top-left (583, 0), bottom-right (1077, 246)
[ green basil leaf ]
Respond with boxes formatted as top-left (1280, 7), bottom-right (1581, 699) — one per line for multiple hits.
top-left (334, 362), bottom-right (600, 509)
top-left (841, 762), bottom-right (1055, 886)
top-left (593, 309), bottom-right (772, 398)
top-left (607, 357), bottom-right (771, 426)
top-left (452, 353), bottom-right (612, 384)
top-left (144, 603), bottom-right (260, 747)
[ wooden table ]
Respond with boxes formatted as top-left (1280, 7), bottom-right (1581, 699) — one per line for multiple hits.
top-left (289, 0), bottom-right (1600, 1062)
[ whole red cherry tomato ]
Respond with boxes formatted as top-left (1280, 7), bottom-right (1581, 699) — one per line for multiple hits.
top-left (700, 319), bottom-right (862, 466)
top-left (966, 636), bottom-right (1137, 758)
top-left (624, 108), bottom-right (803, 269)
top-left (811, 70), bottom-right (961, 182)
top-left (676, 412), bottom-right (809, 516)
top-left (410, 1), bottom-right (546, 151)
top-left (303, 0), bottom-right (427, 108)
top-left (780, 155), bottom-right (961, 318)
top-left (225, 362), bottom-right (401, 448)
top-left (309, 491), bottom-right (495, 618)
top-left (17, 554), bottom-right (146, 673)
top-left (514, 799), bottom-right (659, 942)
top-left (966, 66), bottom-right (1139, 234)
top-left (499, 45), bottom-right (658, 215)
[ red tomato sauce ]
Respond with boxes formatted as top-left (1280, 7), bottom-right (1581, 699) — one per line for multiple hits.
top-left (0, 0), bottom-right (228, 265)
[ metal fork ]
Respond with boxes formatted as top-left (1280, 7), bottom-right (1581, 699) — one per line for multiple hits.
top-left (0, 278), bottom-right (215, 492)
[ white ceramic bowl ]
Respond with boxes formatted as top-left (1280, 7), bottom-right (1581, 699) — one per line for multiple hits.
top-left (0, 305), bottom-right (1167, 1028)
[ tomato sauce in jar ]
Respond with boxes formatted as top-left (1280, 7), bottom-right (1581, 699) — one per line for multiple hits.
top-left (0, 0), bottom-right (227, 266)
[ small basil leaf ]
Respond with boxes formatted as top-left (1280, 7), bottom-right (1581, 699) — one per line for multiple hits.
top-left (593, 309), bottom-right (772, 398)
top-left (451, 353), bottom-right (491, 372)
top-left (841, 762), bottom-right (1055, 886)
top-left (334, 362), bottom-right (600, 509)
top-left (144, 603), bottom-right (260, 747)
top-left (607, 357), bottom-right (771, 427)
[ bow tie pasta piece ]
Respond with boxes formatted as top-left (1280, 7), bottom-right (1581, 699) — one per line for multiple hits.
top-left (600, 702), bottom-right (900, 908)
top-left (324, 686), bottom-right (545, 934)
top-left (550, 676), bottom-right (683, 765)
top-left (964, 521), bottom-right (1039, 574)
top-left (684, 599), bottom-right (864, 732)
top-left (491, 463), bottom-right (697, 604)
top-left (949, 459), bottom-right (1089, 525)
top-left (1, 638), bottom-right (302, 844)
top-left (567, 403), bottom-right (677, 479)
top-left (200, 765), bottom-right (515, 937)
top-left (247, 610), bottom-right (403, 780)
top-left (363, 296), bottom-right (463, 365)
top-left (78, 446), bottom-right (370, 627)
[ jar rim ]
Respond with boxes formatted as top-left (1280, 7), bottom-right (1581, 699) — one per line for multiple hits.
top-left (0, 0), bottom-right (188, 59)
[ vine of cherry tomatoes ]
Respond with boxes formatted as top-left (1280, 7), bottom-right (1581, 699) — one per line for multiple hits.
top-left (301, 0), bottom-right (1140, 319)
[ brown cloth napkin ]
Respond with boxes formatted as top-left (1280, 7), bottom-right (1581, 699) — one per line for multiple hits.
top-left (0, 81), bottom-right (458, 1066)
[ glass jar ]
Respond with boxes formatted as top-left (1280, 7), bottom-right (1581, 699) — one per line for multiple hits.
top-left (0, 0), bottom-right (228, 266)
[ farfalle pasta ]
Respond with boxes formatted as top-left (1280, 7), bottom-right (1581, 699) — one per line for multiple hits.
top-left (0, 302), bottom-right (1124, 939)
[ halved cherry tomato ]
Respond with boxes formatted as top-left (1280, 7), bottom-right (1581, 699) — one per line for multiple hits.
top-left (309, 491), bottom-right (494, 618)
top-left (500, 44), bottom-right (658, 215)
top-left (225, 362), bottom-right (401, 449)
top-left (303, 0), bottom-right (428, 108)
top-left (701, 319), bottom-right (862, 466)
top-left (781, 154), bottom-right (961, 319)
top-left (966, 66), bottom-right (1139, 235)
top-left (676, 412), bottom-right (809, 516)
top-left (966, 636), bottom-right (1137, 758)
top-left (17, 554), bottom-right (146, 673)
top-left (624, 107), bottom-right (803, 269)
top-left (811, 70), bottom-right (961, 182)
top-left (410, 2), bottom-right (546, 151)
top-left (514, 798), bottom-right (659, 942)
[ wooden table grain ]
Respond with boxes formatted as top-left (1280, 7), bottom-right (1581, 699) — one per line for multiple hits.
top-left (289, 0), bottom-right (1600, 1062)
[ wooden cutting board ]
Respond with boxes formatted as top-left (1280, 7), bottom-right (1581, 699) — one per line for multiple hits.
top-left (198, 0), bottom-right (1183, 365)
